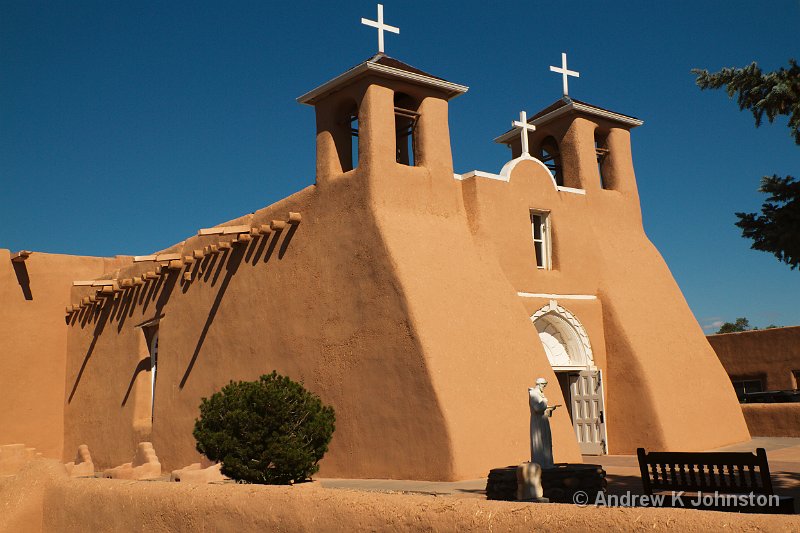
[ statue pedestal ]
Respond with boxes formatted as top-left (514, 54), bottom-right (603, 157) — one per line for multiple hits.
top-left (486, 463), bottom-right (606, 503)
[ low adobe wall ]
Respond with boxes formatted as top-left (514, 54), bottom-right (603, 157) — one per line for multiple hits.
top-left (3, 460), bottom-right (798, 533)
top-left (742, 403), bottom-right (800, 438)
top-left (709, 327), bottom-right (800, 391)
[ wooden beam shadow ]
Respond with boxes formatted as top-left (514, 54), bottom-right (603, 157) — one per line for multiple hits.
top-left (12, 262), bottom-right (32, 300)
top-left (179, 245), bottom-right (245, 389)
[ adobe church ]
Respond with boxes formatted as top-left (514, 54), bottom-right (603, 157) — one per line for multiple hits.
top-left (0, 9), bottom-right (749, 481)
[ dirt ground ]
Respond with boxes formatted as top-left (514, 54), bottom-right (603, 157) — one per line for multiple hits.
top-left (1, 438), bottom-right (799, 532)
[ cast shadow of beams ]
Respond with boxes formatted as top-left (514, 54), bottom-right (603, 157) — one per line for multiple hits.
top-left (278, 224), bottom-right (298, 259)
top-left (179, 245), bottom-right (246, 389)
top-left (68, 304), bottom-right (112, 403)
top-left (154, 271), bottom-right (179, 313)
top-left (121, 356), bottom-right (152, 407)
top-left (12, 262), bottom-right (32, 300)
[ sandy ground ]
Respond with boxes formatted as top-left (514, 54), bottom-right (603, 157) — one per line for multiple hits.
top-left (318, 438), bottom-right (800, 503)
top-left (1, 438), bottom-right (799, 531)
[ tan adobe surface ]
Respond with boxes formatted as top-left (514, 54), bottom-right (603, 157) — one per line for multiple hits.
top-left (1, 55), bottom-right (748, 481)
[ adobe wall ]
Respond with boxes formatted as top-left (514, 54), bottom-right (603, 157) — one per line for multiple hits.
top-left (708, 327), bottom-right (800, 390)
top-left (461, 114), bottom-right (749, 454)
top-left (0, 250), bottom-right (120, 459)
top-left (62, 182), bottom-right (455, 479)
top-left (741, 403), bottom-right (800, 438)
top-left (62, 78), bottom-right (584, 481)
top-left (59, 80), bottom-right (747, 479)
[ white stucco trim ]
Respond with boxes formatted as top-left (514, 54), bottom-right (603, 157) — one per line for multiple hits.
top-left (556, 186), bottom-right (586, 195)
top-left (530, 300), bottom-right (595, 367)
top-left (455, 155), bottom-right (587, 195)
top-left (454, 170), bottom-right (506, 182)
top-left (498, 154), bottom-right (556, 186)
top-left (518, 292), bottom-right (597, 300)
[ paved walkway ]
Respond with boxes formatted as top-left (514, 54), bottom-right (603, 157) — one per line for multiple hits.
top-left (319, 438), bottom-right (800, 504)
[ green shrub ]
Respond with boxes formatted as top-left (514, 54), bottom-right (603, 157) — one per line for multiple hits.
top-left (193, 371), bottom-right (335, 484)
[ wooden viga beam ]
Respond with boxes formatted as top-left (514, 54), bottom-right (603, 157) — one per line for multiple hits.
top-left (287, 212), bottom-right (301, 224)
top-left (73, 280), bottom-right (118, 287)
top-left (11, 250), bottom-right (32, 263)
top-left (100, 282), bottom-right (121, 295)
top-left (197, 225), bottom-right (251, 236)
top-left (133, 253), bottom-right (181, 263)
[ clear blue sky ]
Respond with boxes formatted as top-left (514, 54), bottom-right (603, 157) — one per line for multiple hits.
top-left (2, 1), bottom-right (798, 330)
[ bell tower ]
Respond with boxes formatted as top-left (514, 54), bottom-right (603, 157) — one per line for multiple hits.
top-left (296, 54), bottom-right (468, 185)
top-left (495, 97), bottom-right (643, 196)
top-left (494, 52), bottom-right (642, 196)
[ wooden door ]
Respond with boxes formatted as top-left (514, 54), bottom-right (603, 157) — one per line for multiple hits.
top-left (569, 370), bottom-right (607, 455)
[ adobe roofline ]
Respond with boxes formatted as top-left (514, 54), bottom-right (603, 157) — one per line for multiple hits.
top-left (493, 99), bottom-right (644, 145)
top-left (297, 61), bottom-right (469, 106)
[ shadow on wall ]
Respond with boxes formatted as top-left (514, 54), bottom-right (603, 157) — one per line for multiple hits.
top-left (12, 261), bottom-right (32, 300)
top-left (179, 225), bottom-right (297, 388)
top-left (66, 225), bottom-right (299, 400)
top-left (121, 357), bottom-right (153, 407)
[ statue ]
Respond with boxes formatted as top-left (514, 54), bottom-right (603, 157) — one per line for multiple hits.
top-left (529, 377), bottom-right (559, 468)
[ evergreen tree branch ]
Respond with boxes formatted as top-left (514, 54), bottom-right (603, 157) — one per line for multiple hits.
top-left (691, 59), bottom-right (800, 144)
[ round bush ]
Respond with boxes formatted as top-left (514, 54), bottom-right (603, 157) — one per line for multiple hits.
top-left (193, 371), bottom-right (335, 484)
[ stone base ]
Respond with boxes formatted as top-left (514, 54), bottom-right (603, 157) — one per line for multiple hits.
top-left (486, 463), bottom-right (606, 503)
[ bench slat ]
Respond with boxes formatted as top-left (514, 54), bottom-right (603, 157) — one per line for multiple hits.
top-left (637, 448), bottom-right (775, 496)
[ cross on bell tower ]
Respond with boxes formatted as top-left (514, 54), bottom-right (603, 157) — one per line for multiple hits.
top-left (549, 52), bottom-right (580, 97)
top-left (512, 111), bottom-right (536, 156)
top-left (361, 4), bottom-right (400, 54)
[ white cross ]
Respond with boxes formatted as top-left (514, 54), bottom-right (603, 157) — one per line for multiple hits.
top-left (512, 111), bottom-right (536, 155)
top-left (549, 52), bottom-right (580, 97)
top-left (361, 4), bottom-right (400, 54)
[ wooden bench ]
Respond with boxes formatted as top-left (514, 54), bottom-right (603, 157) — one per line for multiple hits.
top-left (637, 448), bottom-right (795, 514)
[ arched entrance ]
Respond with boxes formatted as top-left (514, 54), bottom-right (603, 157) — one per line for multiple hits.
top-left (531, 301), bottom-right (607, 454)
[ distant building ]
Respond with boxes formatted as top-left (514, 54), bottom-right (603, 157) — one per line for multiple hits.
top-left (709, 326), bottom-right (800, 399)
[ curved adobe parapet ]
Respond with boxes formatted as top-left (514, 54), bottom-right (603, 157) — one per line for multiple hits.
top-left (499, 154), bottom-right (558, 188)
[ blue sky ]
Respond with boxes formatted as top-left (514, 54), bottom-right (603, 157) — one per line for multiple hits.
top-left (2, 1), bottom-right (798, 330)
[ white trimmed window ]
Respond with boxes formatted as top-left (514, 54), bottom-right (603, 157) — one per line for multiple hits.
top-left (148, 328), bottom-right (159, 420)
top-left (530, 210), bottom-right (552, 270)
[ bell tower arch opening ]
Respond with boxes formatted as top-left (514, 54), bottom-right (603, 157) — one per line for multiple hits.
top-left (537, 136), bottom-right (564, 187)
top-left (531, 301), bottom-right (607, 455)
top-left (394, 92), bottom-right (420, 166)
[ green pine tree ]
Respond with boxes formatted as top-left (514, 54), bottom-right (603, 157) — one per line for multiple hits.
top-left (692, 60), bottom-right (799, 269)
top-left (716, 317), bottom-right (752, 334)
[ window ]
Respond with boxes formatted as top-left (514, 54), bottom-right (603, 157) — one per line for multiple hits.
top-left (530, 210), bottom-right (552, 270)
top-left (394, 93), bottom-right (419, 166)
top-left (146, 327), bottom-right (159, 420)
top-left (731, 378), bottom-right (763, 401)
top-left (793, 370), bottom-right (800, 390)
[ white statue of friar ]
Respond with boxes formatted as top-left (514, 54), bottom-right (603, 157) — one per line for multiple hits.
top-left (529, 377), bottom-right (559, 468)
